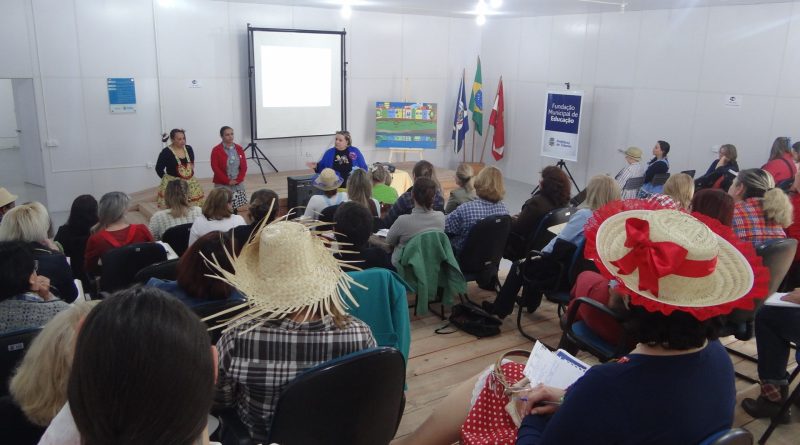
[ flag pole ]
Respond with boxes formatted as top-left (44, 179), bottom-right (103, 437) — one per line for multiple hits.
top-left (480, 126), bottom-right (492, 164)
top-left (480, 76), bottom-right (501, 163)
top-left (471, 127), bottom-right (476, 163)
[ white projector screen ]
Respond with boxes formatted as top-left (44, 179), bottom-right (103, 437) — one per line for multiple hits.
top-left (250, 28), bottom-right (345, 139)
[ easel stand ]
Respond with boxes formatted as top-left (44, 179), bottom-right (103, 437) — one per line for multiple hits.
top-left (388, 148), bottom-right (424, 163)
top-left (532, 159), bottom-right (582, 194)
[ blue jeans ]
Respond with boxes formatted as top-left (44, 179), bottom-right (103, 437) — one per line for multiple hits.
top-left (755, 305), bottom-right (800, 385)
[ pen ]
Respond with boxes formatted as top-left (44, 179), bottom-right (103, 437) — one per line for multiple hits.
top-left (516, 399), bottom-right (562, 406)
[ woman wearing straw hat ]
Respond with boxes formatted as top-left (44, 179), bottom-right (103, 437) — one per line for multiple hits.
top-left (302, 168), bottom-right (347, 219)
top-left (393, 201), bottom-right (769, 445)
top-left (211, 220), bottom-right (376, 443)
top-left (0, 187), bottom-right (17, 223)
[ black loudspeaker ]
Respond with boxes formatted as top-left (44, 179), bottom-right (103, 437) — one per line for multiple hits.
top-left (287, 174), bottom-right (317, 219)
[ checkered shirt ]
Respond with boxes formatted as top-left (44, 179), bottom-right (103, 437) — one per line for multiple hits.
top-left (215, 315), bottom-right (376, 442)
top-left (444, 198), bottom-right (509, 253)
top-left (646, 193), bottom-right (681, 210)
top-left (732, 197), bottom-right (786, 244)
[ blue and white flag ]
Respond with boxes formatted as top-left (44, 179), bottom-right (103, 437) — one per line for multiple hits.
top-left (451, 72), bottom-right (469, 153)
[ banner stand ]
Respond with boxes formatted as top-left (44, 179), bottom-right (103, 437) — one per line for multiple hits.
top-left (532, 159), bottom-right (581, 195)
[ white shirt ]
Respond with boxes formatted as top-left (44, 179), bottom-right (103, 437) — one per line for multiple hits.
top-left (303, 192), bottom-right (348, 219)
top-left (188, 214), bottom-right (246, 246)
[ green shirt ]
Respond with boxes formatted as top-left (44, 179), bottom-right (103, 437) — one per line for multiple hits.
top-left (373, 183), bottom-right (399, 205)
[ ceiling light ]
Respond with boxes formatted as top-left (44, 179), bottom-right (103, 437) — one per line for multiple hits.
top-left (489, 0), bottom-right (502, 8)
top-left (476, 0), bottom-right (489, 15)
top-left (476, 14), bottom-right (486, 26)
top-left (340, 4), bottom-right (352, 18)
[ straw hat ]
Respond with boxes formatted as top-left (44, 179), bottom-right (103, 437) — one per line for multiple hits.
top-left (203, 220), bottom-right (360, 332)
top-left (584, 200), bottom-right (768, 320)
top-left (618, 146), bottom-right (642, 161)
top-left (312, 168), bottom-right (343, 191)
top-left (0, 188), bottom-right (17, 208)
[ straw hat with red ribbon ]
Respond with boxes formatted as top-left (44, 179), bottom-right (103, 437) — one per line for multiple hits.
top-left (584, 199), bottom-right (769, 320)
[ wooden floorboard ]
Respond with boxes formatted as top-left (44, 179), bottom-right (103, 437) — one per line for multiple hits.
top-left (398, 281), bottom-right (800, 443)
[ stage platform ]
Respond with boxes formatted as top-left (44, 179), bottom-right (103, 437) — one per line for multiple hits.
top-left (127, 162), bottom-right (458, 224)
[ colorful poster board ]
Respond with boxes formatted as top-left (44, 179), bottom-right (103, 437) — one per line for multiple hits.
top-left (541, 91), bottom-right (582, 162)
top-left (107, 78), bottom-right (136, 114)
top-left (376, 102), bottom-right (437, 149)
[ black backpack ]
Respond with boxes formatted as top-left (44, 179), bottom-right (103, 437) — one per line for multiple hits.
top-left (437, 298), bottom-right (502, 338)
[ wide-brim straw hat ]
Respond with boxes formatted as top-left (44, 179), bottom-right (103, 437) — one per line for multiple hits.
top-left (0, 188), bottom-right (17, 208)
top-left (584, 199), bottom-right (768, 320)
top-left (312, 168), bottom-right (343, 191)
top-left (203, 219), bottom-right (361, 332)
top-left (618, 146), bottom-right (642, 161)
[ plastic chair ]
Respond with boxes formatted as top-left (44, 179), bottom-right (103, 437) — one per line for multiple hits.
top-left (559, 297), bottom-right (629, 362)
top-left (97, 242), bottom-right (167, 294)
top-left (651, 172), bottom-right (671, 186)
top-left (0, 328), bottom-right (41, 397)
top-left (135, 258), bottom-right (179, 284)
top-left (525, 207), bottom-right (574, 255)
top-left (698, 428), bottom-right (753, 445)
top-left (622, 176), bottom-right (645, 195)
top-left (758, 347), bottom-right (800, 444)
top-left (161, 223), bottom-right (192, 256)
top-left (457, 214), bottom-right (512, 291)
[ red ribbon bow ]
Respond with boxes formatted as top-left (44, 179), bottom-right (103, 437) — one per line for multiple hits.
top-left (610, 218), bottom-right (717, 297)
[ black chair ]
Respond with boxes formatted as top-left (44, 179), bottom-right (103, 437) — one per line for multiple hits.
top-left (524, 207), bottom-right (574, 256)
top-left (758, 348), bottom-right (800, 444)
top-left (161, 223), bottom-right (192, 257)
top-left (700, 428), bottom-right (753, 445)
top-left (97, 242), bottom-right (167, 294)
top-left (569, 189), bottom-right (587, 207)
top-left (0, 328), bottom-right (41, 397)
top-left (651, 172), bottom-right (671, 186)
top-left (559, 297), bottom-right (629, 363)
top-left (681, 169), bottom-right (696, 178)
top-left (217, 347), bottom-right (406, 445)
top-left (622, 176), bottom-right (645, 195)
top-left (542, 239), bottom-right (595, 316)
top-left (135, 258), bottom-right (179, 284)
top-left (193, 299), bottom-right (249, 344)
top-left (457, 214), bottom-right (512, 291)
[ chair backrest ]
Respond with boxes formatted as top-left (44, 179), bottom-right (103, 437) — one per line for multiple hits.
top-left (99, 242), bottom-right (167, 293)
top-left (755, 238), bottom-right (798, 294)
top-left (570, 189), bottom-right (587, 207)
top-left (161, 223), bottom-right (192, 256)
top-left (622, 176), bottom-right (645, 191)
top-left (192, 299), bottom-right (249, 344)
top-left (651, 172), bottom-right (671, 186)
top-left (681, 169), bottom-right (696, 178)
top-left (135, 258), bottom-right (179, 284)
top-left (527, 207), bottom-right (574, 253)
top-left (0, 328), bottom-right (41, 397)
top-left (458, 214), bottom-right (512, 276)
top-left (267, 347), bottom-right (405, 445)
top-left (698, 428), bottom-right (753, 445)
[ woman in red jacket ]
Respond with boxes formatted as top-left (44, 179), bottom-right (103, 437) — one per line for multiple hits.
top-left (211, 126), bottom-right (248, 208)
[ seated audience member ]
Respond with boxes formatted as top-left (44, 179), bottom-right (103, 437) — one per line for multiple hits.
top-left (793, 141), bottom-right (800, 165)
top-left (741, 289), bottom-right (800, 422)
top-left (505, 166), bottom-right (571, 261)
top-left (382, 160), bottom-right (444, 227)
top-left (3, 302), bottom-right (96, 444)
top-left (386, 177), bottom-right (445, 266)
top-left (483, 175), bottom-right (620, 318)
top-left (445, 163), bottom-right (477, 214)
top-left (613, 146), bottom-right (646, 199)
top-left (0, 241), bottom-right (69, 335)
top-left (211, 221), bottom-right (376, 442)
top-left (231, 188), bottom-right (279, 245)
top-left (371, 164), bottom-right (399, 205)
top-left (695, 144), bottom-right (739, 191)
top-left (0, 202), bottom-right (78, 303)
top-left (691, 189), bottom-right (735, 226)
top-left (445, 166), bottom-right (509, 255)
top-left (729, 168), bottom-right (793, 244)
top-left (39, 287), bottom-right (216, 445)
top-left (782, 172), bottom-right (800, 288)
top-left (54, 195), bottom-right (97, 287)
top-left (333, 202), bottom-right (394, 271)
top-left (84, 192), bottom-right (154, 275)
top-left (0, 186), bottom-right (16, 222)
top-left (647, 172), bottom-right (694, 211)
top-left (188, 187), bottom-right (245, 247)
top-left (303, 168), bottom-right (346, 219)
top-left (148, 179), bottom-right (202, 240)
top-left (394, 207), bottom-right (767, 445)
top-left (762, 136), bottom-right (796, 186)
top-left (147, 232), bottom-right (246, 309)
top-left (347, 168), bottom-right (381, 217)
top-left (639, 140), bottom-right (670, 196)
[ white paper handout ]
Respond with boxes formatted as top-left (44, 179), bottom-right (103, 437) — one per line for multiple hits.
top-left (523, 341), bottom-right (589, 389)
top-left (764, 292), bottom-right (800, 309)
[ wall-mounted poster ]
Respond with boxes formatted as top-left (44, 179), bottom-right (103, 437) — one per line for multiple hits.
top-left (375, 102), bottom-right (437, 149)
top-left (107, 78), bottom-right (136, 114)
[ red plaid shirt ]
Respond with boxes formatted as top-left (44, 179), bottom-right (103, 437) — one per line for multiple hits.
top-left (732, 197), bottom-right (786, 244)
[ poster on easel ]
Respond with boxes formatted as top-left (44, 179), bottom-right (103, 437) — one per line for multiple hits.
top-left (541, 91), bottom-right (582, 162)
top-left (375, 102), bottom-right (437, 149)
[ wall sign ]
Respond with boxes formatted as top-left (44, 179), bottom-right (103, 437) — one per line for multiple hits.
top-left (107, 78), bottom-right (136, 114)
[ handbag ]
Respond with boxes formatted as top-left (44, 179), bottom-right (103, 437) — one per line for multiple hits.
top-left (444, 298), bottom-right (502, 338)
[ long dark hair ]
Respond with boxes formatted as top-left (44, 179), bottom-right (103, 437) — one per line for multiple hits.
top-left (67, 287), bottom-right (214, 445)
top-left (65, 195), bottom-right (98, 235)
top-left (0, 241), bottom-right (35, 301)
top-left (177, 231), bottom-right (236, 301)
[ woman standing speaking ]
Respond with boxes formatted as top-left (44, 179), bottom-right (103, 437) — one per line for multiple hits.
top-left (211, 126), bottom-right (248, 208)
top-left (155, 129), bottom-right (204, 208)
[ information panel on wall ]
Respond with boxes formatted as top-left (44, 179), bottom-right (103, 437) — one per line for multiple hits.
top-left (375, 102), bottom-right (437, 149)
top-left (541, 91), bottom-right (583, 162)
top-left (107, 78), bottom-right (136, 114)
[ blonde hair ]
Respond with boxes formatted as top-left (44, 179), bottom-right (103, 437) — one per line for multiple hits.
top-left (346, 169), bottom-right (374, 210)
top-left (736, 168), bottom-right (794, 227)
top-left (663, 173), bottom-right (695, 210)
top-left (10, 301), bottom-right (98, 426)
top-left (584, 175), bottom-right (621, 210)
top-left (455, 163), bottom-right (475, 195)
top-left (164, 179), bottom-right (190, 218)
top-left (474, 166), bottom-right (505, 203)
top-left (0, 202), bottom-right (50, 243)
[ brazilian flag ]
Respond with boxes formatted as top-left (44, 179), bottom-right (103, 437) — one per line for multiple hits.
top-left (468, 56), bottom-right (483, 136)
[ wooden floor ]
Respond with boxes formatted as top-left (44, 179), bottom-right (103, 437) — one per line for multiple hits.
top-left (398, 279), bottom-right (800, 444)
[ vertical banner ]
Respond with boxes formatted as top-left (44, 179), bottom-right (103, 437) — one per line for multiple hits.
top-left (541, 91), bottom-right (582, 162)
top-left (107, 78), bottom-right (137, 114)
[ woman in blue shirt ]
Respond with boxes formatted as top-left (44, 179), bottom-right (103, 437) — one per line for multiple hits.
top-left (306, 130), bottom-right (368, 184)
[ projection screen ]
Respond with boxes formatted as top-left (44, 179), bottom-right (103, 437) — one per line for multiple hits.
top-left (249, 27), bottom-right (346, 140)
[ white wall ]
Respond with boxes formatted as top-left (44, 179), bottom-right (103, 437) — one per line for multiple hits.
top-left (0, 0), bottom-right (480, 213)
top-left (481, 2), bottom-right (800, 188)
